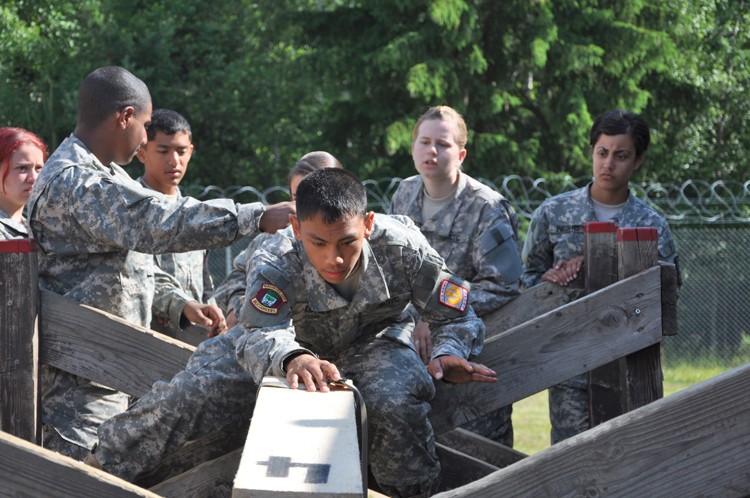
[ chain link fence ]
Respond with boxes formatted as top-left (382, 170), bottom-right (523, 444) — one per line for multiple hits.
top-left (187, 177), bottom-right (750, 367)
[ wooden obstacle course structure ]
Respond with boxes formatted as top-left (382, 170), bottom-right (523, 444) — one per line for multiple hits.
top-left (1, 222), bottom-right (745, 497)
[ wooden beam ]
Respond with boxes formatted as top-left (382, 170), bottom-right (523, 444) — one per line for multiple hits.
top-left (587, 223), bottom-right (637, 426)
top-left (660, 262), bottom-right (679, 336)
top-left (482, 281), bottom-right (583, 339)
top-left (436, 428), bottom-right (526, 468)
top-left (434, 362), bottom-right (750, 498)
top-left (435, 442), bottom-right (499, 492)
top-left (150, 448), bottom-right (242, 498)
top-left (39, 290), bottom-right (195, 397)
top-left (430, 266), bottom-right (664, 435)
top-left (0, 239), bottom-right (39, 442)
top-left (0, 430), bottom-right (160, 497)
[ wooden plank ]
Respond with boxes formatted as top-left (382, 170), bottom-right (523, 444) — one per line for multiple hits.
top-left (483, 281), bottom-right (584, 339)
top-left (434, 362), bottom-right (750, 498)
top-left (660, 262), bottom-right (679, 336)
top-left (233, 377), bottom-right (363, 497)
top-left (435, 442), bottom-right (499, 492)
top-left (583, 221), bottom-right (618, 294)
top-left (619, 228), bottom-right (663, 414)
top-left (585, 222), bottom-right (625, 427)
top-left (0, 429), bottom-right (160, 497)
top-left (436, 428), bottom-right (526, 468)
top-left (150, 448), bottom-right (242, 498)
top-left (0, 239), bottom-right (39, 442)
top-left (429, 266), bottom-right (664, 435)
top-left (39, 289), bottom-right (195, 397)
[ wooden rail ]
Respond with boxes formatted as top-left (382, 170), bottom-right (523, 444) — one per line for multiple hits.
top-left (0, 225), bottom-right (703, 497)
top-left (435, 361), bottom-right (750, 497)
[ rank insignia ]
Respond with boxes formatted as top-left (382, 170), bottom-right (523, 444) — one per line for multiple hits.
top-left (438, 279), bottom-right (468, 312)
top-left (250, 283), bottom-right (288, 314)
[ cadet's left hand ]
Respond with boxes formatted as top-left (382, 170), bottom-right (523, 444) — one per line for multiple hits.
top-left (428, 355), bottom-right (497, 384)
top-left (183, 301), bottom-right (228, 337)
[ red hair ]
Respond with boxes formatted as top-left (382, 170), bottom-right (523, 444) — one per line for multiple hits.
top-left (0, 127), bottom-right (48, 194)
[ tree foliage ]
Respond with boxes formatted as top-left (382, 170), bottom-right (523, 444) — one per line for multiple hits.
top-left (1, 0), bottom-right (748, 188)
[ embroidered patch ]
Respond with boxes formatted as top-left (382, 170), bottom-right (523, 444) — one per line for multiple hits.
top-left (250, 283), bottom-right (288, 314)
top-left (438, 279), bottom-right (468, 312)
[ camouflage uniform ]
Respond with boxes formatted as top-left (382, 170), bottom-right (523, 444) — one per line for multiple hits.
top-left (0, 209), bottom-right (29, 239)
top-left (27, 134), bottom-right (265, 459)
top-left (137, 176), bottom-right (216, 335)
top-left (389, 173), bottom-right (522, 446)
top-left (211, 231), bottom-right (272, 317)
top-left (521, 183), bottom-right (678, 444)
top-left (94, 214), bottom-right (485, 497)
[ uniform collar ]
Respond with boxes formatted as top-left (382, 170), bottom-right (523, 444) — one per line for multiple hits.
top-left (408, 172), bottom-right (467, 237)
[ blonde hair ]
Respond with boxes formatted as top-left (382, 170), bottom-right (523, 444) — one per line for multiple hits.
top-left (411, 106), bottom-right (468, 149)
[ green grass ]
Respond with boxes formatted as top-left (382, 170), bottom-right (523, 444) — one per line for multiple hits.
top-left (512, 360), bottom-right (743, 456)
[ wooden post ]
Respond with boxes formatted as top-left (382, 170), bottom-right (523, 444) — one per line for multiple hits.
top-left (0, 239), bottom-right (39, 443)
top-left (584, 222), bottom-right (627, 427)
top-left (618, 227), bottom-right (663, 407)
top-left (589, 226), bottom-right (663, 426)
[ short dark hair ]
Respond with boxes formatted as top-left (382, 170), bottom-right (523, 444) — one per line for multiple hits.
top-left (147, 109), bottom-right (192, 141)
top-left (589, 109), bottom-right (650, 158)
top-left (295, 168), bottom-right (367, 224)
top-left (77, 66), bottom-right (151, 128)
top-left (287, 151), bottom-right (343, 184)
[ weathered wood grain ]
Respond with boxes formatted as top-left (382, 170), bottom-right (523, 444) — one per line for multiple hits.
top-left (435, 442), bottom-right (499, 492)
top-left (0, 241), bottom-right (39, 442)
top-left (482, 281), bottom-right (583, 339)
top-left (39, 289), bottom-right (195, 397)
top-left (430, 266), bottom-right (664, 434)
top-left (436, 428), bottom-right (526, 469)
top-left (0, 430), bottom-right (159, 497)
top-left (149, 448), bottom-right (242, 498)
top-left (434, 362), bottom-right (750, 498)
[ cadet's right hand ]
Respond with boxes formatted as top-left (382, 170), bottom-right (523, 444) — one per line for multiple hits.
top-left (259, 201), bottom-right (296, 234)
top-left (286, 354), bottom-right (341, 393)
top-left (412, 320), bottom-right (432, 365)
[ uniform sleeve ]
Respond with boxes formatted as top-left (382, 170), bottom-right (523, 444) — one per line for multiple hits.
top-left (201, 251), bottom-right (216, 305)
top-left (521, 205), bottom-right (554, 289)
top-left (468, 201), bottom-right (522, 316)
top-left (152, 263), bottom-right (193, 333)
top-left (406, 245), bottom-right (485, 360)
top-left (34, 167), bottom-right (266, 256)
top-left (211, 235), bottom-right (256, 314)
top-left (234, 254), bottom-right (311, 382)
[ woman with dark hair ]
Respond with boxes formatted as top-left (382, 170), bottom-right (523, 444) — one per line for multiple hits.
top-left (521, 109), bottom-right (679, 444)
top-left (0, 127), bottom-right (47, 239)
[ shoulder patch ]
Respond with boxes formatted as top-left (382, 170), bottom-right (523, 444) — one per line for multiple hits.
top-left (438, 278), bottom-right (469, 312)
top-left (250, 283), bottom-right (288, 314)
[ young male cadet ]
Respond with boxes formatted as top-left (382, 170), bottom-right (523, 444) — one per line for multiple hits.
top-left (135, 108), bottom-right (221, 338)
top-left (28, 65), bottom-right (294, 459)
top-left (89, 168), bottom-right (496, 498)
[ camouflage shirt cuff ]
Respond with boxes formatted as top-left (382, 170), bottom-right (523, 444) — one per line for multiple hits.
top-left (237, 202), bottom-right (266, 237)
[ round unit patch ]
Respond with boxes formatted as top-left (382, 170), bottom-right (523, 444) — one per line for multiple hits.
top-left (250, 283), bottom-right (288, 314)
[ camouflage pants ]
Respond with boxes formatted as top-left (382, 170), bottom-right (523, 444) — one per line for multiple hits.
top-left (95, 327), bottom-right (439, 496)
top-left (40, 366), bottom-right (129, 460)
top-left (548, 372), bottom-right (589, 445)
